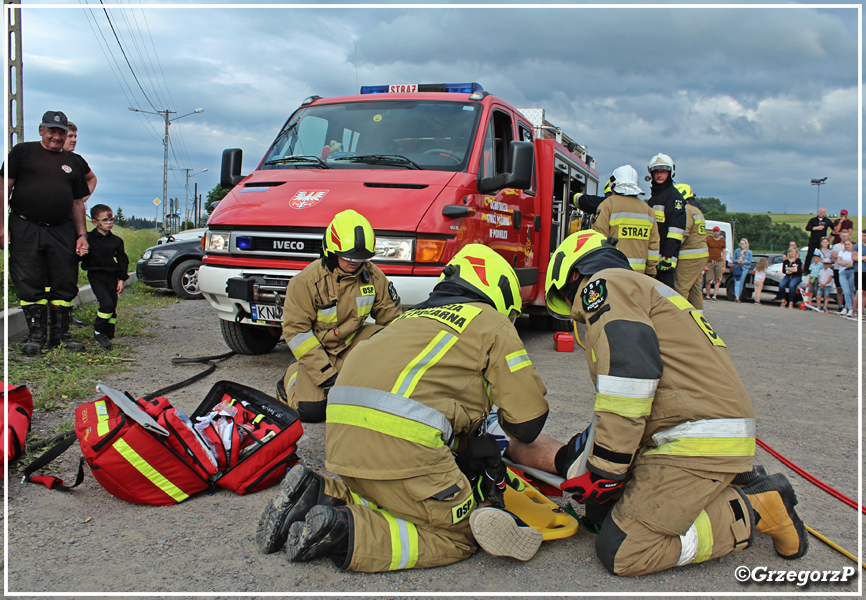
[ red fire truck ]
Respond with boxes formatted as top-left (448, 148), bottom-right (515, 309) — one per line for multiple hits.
top-left (200, 82), bottom-right (599, 354)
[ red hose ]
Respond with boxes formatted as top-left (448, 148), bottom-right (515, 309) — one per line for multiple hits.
top-left (757, 437), bottom-right (865, 515)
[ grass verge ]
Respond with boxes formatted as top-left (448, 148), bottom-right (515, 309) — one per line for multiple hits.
top-left (7, 282), bottom-right (178, 473)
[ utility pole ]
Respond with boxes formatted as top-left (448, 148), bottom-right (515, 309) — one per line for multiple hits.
top-left (177, 167), bottom-right (207, 226)
top-left (129, 106), bottom-right (204, 230)
top-left (6, 0), bottom-right (24, 147)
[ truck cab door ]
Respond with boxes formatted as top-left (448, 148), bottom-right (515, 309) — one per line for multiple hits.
top-left (474, 109), bottom-right (537, 301)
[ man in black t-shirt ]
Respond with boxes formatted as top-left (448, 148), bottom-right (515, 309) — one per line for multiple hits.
top-left (804, 207), bottom-right (833, 270)
top-left (4, 110), bottom-right (90, 354)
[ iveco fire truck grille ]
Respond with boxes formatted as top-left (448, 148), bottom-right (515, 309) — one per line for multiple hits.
top-left (250, 237), bottom-right (323, 254)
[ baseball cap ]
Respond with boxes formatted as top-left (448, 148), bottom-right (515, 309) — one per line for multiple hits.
top-left (712, 226), bottom-right (721, 232)
top-left (840, 209), bottom-right (848, 215)
top-left (40, 111), bottom-right (68, 131)
top-left (823, 258), bottom-right (831, 263)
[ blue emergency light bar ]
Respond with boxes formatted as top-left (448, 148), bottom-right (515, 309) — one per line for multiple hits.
top-left (360, 82), bottom-right (483, 95)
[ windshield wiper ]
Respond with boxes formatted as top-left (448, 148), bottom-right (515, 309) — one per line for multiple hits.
top-left (264, 155), bottom-right (330, 169)
top-left (335, 154), bottom-right (422, 170)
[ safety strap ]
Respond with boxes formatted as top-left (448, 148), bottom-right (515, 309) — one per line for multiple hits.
top-left (21, 431), bottom-right (87, 491)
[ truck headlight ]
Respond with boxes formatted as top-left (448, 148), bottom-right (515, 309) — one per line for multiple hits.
top-left (206, 231), bottom-right (231, 252)
top-left (375, 237), bottom-right (414, 261)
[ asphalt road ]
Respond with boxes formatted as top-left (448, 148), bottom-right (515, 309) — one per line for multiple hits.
top-left (5, 294), bottom-right (862, 597)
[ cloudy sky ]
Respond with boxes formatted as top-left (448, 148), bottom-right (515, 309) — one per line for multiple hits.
top-left (8, 1), bottom-right (861, 224)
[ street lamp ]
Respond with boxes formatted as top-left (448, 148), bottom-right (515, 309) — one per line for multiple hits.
top-left (810, 177), bottom-right (827, 214)
top-left (129, 106), bottom-right (204, 230)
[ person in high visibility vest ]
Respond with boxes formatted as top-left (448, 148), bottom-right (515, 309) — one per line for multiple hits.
top-left (257, 244), bottom-right (550, 571)
top-left (506, 230), bottom-right (807, 577)
top-left (277, 209), bottom-right (402, 422)
top-left (672, 183), bottom-right (709, 311)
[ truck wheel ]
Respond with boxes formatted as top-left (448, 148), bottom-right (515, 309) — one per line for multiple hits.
top-left (171, 259), bottom-right (204, 300)
top-left (220, 320), bottom-right (280, 355)
top-left (725, 277), bottom-right (737, 301)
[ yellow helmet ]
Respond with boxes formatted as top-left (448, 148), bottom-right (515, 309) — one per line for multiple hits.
top-left (323, 209), bottom-right (376, 260)
top-left (675, 183), bottom-right (694, 200)
top-left (544, 230), bottom-right (615, 317)
top-left (440, 244), bottom-right (521, 319)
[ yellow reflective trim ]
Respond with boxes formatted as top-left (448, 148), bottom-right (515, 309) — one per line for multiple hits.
top-left (50, 299), bottom-right (74, 307)
top-left (666, 295), bottom-right (693, 311)
top-left (316, 309), bottom-right (338, 323)
top-left (327, 404), bottom-right (445, 448)
top-left (344, 330), bottom-right (358, 347)
top-left (291, 334), bottom-right (320, 359)
top-left (391, 331), bottom-right (458, 397)
top-left (97, 311), bottom-right (113, 319)
top-left (505, 349), bottom-right (533, 372)
top-left (594, 393), bottom-right (653, 418)
top-left (19, 299), bottom-right (49, 306)
top-left (286, 371), bottom-right (298, 393)
top-left (591, 348), bottom-right (596, 363)
top-left (112, 438), bottom-right (189, 502)
top-left (693, 510), bottom-right (714, 563)
top-left (380, 511), bottom-right (419, 571)
top-left (630, 262), bottom-right (646, 272)
top-left (644, 437), bottom-right (756, 457)
top-left (669, 233), bottom-right (684, 241)
top-left (95, 400), bottom-right (110, 436)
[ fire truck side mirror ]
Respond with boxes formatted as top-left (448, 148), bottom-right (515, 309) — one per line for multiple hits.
top-left (221, 148), bottom-right (245, 189)
top-left (477, 141), bottom-right (534, 195)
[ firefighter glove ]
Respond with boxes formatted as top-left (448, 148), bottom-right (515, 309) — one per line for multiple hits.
top-left (658, 256), bottom-right (675, 272)
top-left (455, 434), bottom-right (516, 508)
top-left (562, 470), bottom-right (622, 505)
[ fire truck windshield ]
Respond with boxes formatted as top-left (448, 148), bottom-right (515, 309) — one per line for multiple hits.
top-left (261, 100), bottom-right (482, 172)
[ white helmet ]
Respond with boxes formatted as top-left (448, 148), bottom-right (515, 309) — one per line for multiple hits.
top-left (647, 153), bottom-right (675, 177)
top-left (610, 165), bottom-right (644, 196)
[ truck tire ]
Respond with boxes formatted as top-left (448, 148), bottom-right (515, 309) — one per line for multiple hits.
top-left (725, 277), bottom-right (753, 302)
top-left (170, 259), bottom-right (204, 300)
top-left (220, 320), bottom-right (280, 355)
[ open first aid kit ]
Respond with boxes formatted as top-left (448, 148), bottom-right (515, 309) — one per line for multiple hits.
top-left (23, 381), bottom-right (303, 506)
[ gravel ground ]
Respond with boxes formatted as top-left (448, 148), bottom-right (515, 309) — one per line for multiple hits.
top-left (5, 295), bottom-right (862, 598)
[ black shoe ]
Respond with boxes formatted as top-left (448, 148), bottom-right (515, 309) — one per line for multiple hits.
top-left (94, 332), bottom-right (113, 350)
top-left (286, 505), bottom-right (351, 563)
top-left (70, 314), bottom-right (84, 328)
top-left (276, 377), bottom-right (288, 404)
top-left (256, 465), bottom-right (341, 554)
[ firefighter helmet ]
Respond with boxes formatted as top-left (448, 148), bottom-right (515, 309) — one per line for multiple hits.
top-left (675, 183), bottom-right (694, 200)
top-left (440, 244), bottom-right (521, 320)
top-left (322, 209), bottom-right (376, 261)
top-left (610, 165), bottom-right (644, 196)
top-left (545, 230), bottom-right (617, 317)
top-left (647, 153), bottom-right (675, 177)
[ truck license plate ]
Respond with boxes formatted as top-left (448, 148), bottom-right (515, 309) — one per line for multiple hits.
top-left (251, 304), bottom-right (283, 323)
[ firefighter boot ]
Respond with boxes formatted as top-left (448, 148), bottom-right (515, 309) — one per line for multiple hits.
top-left (256, 465), bottom-right (343, 554)
top-left (286, 505), bottom-right (351, 564)
top-left (469, 506), bottom-right (543, 561)
top-left (46, 306), bottom-right (86, 351)
top-left (730, 464), bottom-right (768, 488)
top-left (743, 473), bottom-right (808, 559)
top-left (21, 305), bottom-right (48, 355)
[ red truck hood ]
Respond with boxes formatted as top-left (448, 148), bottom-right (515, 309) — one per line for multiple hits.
top-left (208, 169), bottom-right (457, 231)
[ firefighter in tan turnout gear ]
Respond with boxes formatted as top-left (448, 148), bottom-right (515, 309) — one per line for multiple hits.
top-left (278, 209), bottom-right (401, 422)
top-left (591, 165), bottom-right (660, 275)
top-left (507, 230), bottom-right (807, 577)
top-left (257, 244), bottom-right (550, 571)
top-left (672, 183), bottom-right (709, 311)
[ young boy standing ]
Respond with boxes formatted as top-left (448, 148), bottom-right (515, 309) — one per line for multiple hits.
top-left (81, 204), bottom-right (129, 349)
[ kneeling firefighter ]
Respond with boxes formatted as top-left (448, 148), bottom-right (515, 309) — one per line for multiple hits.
top-left (278, 209), bottom-right (402, 422)
top-left (257, 244), bottom-right (550, 570)
top-left (507, 230), bottom-right (807, 577)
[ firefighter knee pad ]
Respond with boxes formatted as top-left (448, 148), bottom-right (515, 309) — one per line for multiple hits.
top-left (728, 485), bottom-right (755, 552)
top-left (595, 513), bottom-right (628, 575)
top-left (297, 399), bottom-right (327, 423)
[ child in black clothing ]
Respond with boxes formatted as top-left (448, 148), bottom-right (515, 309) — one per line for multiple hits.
top-left (80, 204), bottom-right (129, 349)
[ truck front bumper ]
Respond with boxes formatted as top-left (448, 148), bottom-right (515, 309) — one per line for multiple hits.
top-left (199, 264), bottom-right (437, 324)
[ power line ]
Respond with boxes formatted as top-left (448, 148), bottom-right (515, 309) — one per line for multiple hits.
top-left (98, 0), bottom-right (158, 111)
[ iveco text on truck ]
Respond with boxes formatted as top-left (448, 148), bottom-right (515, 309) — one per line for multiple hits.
top-left (200, 83), bottom-right (599, 354)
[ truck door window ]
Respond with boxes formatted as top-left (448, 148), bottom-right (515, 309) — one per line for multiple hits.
top-left (480, 110), bottom-right (514, 179)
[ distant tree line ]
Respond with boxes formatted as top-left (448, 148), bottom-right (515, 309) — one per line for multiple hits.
top-left (696, 197), bottom-right (809, 253)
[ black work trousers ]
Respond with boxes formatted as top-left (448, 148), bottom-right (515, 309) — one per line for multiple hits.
top-left (9, 215), bottom-right (79, 305)
top-left (88, 271), bottom-right (119, 338)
